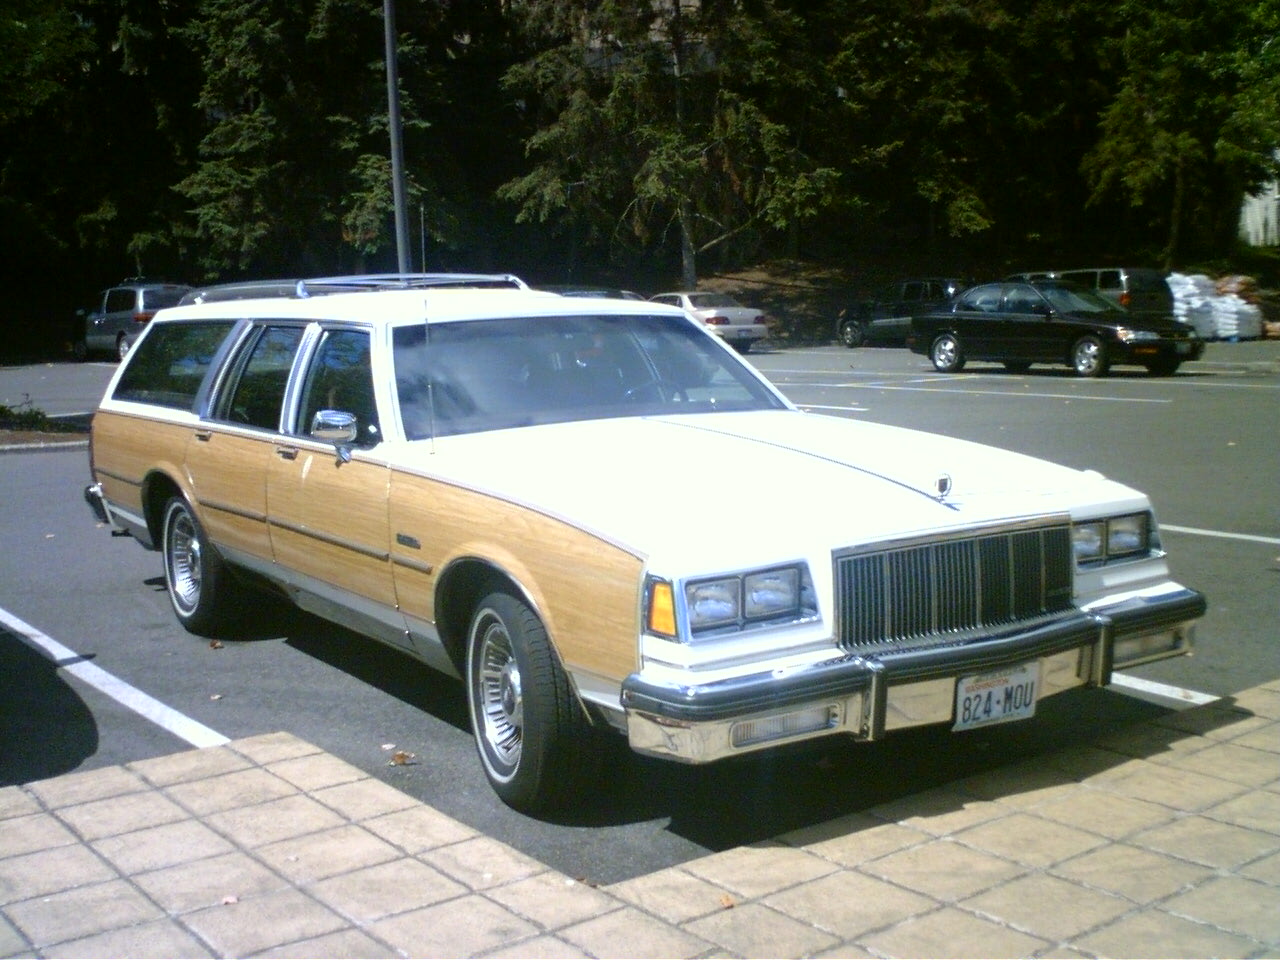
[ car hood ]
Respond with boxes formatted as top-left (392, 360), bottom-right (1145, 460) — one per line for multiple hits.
top-left (387, 410), bottom-right (1141, 570)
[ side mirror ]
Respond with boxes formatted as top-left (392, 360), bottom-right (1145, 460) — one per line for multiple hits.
top-left (310, 409), bottom-right (358, 463)
top-left (1031, 303), bottom-right (1052, 317)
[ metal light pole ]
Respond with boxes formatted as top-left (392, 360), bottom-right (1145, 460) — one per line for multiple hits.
top-left (384, 0), bottom-right (411, 274)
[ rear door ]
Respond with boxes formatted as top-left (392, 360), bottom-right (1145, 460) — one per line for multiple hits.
top-left (184, 322), bottom-right (307, 569)
top-left (944, 284), bottom-right (1005, 358)
top-left (998, 283), bottom-right (1058, 360)
top-left (86, 288), bottom-right (134, 352)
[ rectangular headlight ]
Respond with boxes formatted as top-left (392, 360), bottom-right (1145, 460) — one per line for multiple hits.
top-left (686, 577), bottom-right (741, 630)
top-left (1072, 521), bottom-right (1105, 562)
top-left (683, 563), bottom-right (817, 637)
top-left (744, 568), bottom-right (801, 619)
top-left (1073, 513), bottom-right (1151, 564)
top-left (1107, 513), bottom-right (1149, 558)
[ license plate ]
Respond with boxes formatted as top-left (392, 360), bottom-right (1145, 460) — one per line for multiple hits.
top-left (953, 662), bottom-right (1039, 731)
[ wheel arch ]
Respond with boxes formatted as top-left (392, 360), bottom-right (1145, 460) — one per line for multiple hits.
top-left (434, 556), bottom-right (567, 685)
top-left (139, 470), bottom-right (187, 550)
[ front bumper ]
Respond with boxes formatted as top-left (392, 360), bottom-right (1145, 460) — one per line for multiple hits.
top-left (1118, 338), bottom-right (1204, 363)
top-left (620, 586), bottom-right (1204, 764)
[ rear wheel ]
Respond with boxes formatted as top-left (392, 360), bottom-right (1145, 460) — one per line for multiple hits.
top-left (161, 496), bottom-right (238, 635)
top-left (1071, 335), bottom-right (1109, 377)
top-left (840, 319), bottom-right (866, 348)
top-left (115, 335), bottom-right (131, 362)
top-left (930, 333), bottom-right (965, 372)
top-left (466, 589), bottom-right (592, 814)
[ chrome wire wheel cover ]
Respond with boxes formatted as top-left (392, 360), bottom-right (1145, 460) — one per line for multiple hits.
top-left (474, 613), bottom-right (523, 771)
top-left (166, 507), bottom-right (202, 614)
top-left (1074, 339), bottom-right (1102, 374)
top-left (932, 335), bottom-right (959, 368)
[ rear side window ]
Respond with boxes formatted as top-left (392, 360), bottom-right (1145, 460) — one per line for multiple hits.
top-left (216, 324), bottom-right (306, 430)
top-left (104, 289), bottom-right (136, 313)
top-left (1058, 270), bottom-right (1095, 288)
top-left (113, 321), bottom-right (236, 410)
top-left (140, 287), bottom-right (189, 311)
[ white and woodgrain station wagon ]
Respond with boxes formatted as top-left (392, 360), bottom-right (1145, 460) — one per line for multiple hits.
top-left (84, 274), bottom-right (1206, 813)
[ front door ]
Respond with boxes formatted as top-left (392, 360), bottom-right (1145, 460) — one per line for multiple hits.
top-left (266, 326), bottom-right (405, 648)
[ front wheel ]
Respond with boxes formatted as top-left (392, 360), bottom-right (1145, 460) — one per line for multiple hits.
top-left (116, 335), bottom-right (132, 362)
top-left (930, 333), bottom-right (965, 372)
top-left (1070, 335), bottom-right (1109, 377)
top-left (466, 590), bottom-right (592, 814)
top-left (161, 496), bottom-right (238, 635)
top-left (840, 319), bottom-right (866, 348)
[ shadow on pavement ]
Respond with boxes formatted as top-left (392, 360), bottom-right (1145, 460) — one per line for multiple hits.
top-left (0, 629), bottom-right (98, 786)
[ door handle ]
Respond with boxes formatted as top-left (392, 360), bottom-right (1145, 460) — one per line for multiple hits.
top-left (194, 430), bottom-right (212, 442)
top-left (275, 446), bottom-right (298, 461)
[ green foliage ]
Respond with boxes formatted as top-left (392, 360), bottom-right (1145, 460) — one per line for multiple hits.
top-left (0, 0), bottom-right (1275, 313)
top-left (1084, 0), bottom-right (1280, 263)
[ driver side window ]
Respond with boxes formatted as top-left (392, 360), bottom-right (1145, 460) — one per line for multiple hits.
top-left (297, 328), bottom-right (380, 447)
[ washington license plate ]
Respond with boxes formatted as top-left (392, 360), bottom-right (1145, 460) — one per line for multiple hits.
top-left (953, 662), bottom-right (1039, 731)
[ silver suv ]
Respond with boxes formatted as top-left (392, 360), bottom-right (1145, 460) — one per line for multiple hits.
top-left (1005, 268), bottom-right (1172, 319)
top-left (75, 279), bottom-right (191, 361)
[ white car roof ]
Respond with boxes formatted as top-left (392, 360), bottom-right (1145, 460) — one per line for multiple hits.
top-left (157, 286), bottom-right (690, 327)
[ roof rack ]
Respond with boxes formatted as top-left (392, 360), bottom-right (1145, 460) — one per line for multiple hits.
top-left (179, 273), bottom-right (529, 305)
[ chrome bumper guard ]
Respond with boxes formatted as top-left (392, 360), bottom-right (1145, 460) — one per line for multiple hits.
top-left (621, 587), bottom-right (1205, 764)
top-left (84, 482), bottom-right (110, 524)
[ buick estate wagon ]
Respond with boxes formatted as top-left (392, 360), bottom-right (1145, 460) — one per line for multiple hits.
top-left (84, 274), bottom-right (1206, 813)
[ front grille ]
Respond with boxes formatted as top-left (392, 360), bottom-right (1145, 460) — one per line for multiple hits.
top-left (835, 523), bottom-right (1074, 653)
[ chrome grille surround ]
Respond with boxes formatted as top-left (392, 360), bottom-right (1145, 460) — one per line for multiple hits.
top-left (834, 518), bottom-right (1075, 654)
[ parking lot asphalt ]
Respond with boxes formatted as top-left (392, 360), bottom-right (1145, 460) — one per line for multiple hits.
top-left (2, 680), bottom-right (1277, 958)
top-left (3, 339), bottom-right (1278, 957)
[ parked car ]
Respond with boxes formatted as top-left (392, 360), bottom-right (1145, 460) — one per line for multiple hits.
top-left (649, 291), bottom-right (767, 352)
top-left (75, 279), bottom-right (192, 361)
top-left (1006, 268), bottom-right (1173, 319)
top-left (84, 274), bottom-right (1204, 814)
top-left (838, 277), bottom-right (966, 347)
top-left (539, 284), bottom-right (646, 300)
top-left (909, 280), bottom-right (1203, 377)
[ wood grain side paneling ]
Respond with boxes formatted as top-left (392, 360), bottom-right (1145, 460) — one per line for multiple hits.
top-left (184, 429), bottom-right (274, 561)
top-left (91, 411), bottom-right (195, 516)
top-left (389, 471), bottom-right (646, 681)
top-left (267, 447), bottom-right (397, 607)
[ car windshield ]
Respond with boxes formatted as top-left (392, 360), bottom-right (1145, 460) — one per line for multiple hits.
top-left (1038, 284), bottom-right (1125, 315)
top-left (393, 312), bottom-right (784, 439)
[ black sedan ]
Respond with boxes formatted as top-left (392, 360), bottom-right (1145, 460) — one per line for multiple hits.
top-left (907, 280), bottom-right (1203, 377)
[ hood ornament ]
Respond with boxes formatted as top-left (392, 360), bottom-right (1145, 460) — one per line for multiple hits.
top-left (934, 473), bottom-right (953, 499)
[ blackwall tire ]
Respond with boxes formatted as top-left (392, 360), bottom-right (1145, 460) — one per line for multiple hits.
top-left (466, 590), bottom-right (593, 814)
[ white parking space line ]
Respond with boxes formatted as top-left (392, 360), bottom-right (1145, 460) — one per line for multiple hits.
top-left (1110, 673), bottom-right (1218, 708)
top-left (1160, 524), bottom-right (1280, 546)
top-left (0, 606), bottom-right (230, 749)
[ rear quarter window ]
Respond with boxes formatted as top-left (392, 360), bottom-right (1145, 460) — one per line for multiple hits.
top-left (141, 287), bottom-right (190, 311)
top-left (113, 320), bottom-right (236, 410)
top-left (104, 289), bottom-right (136, 312)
